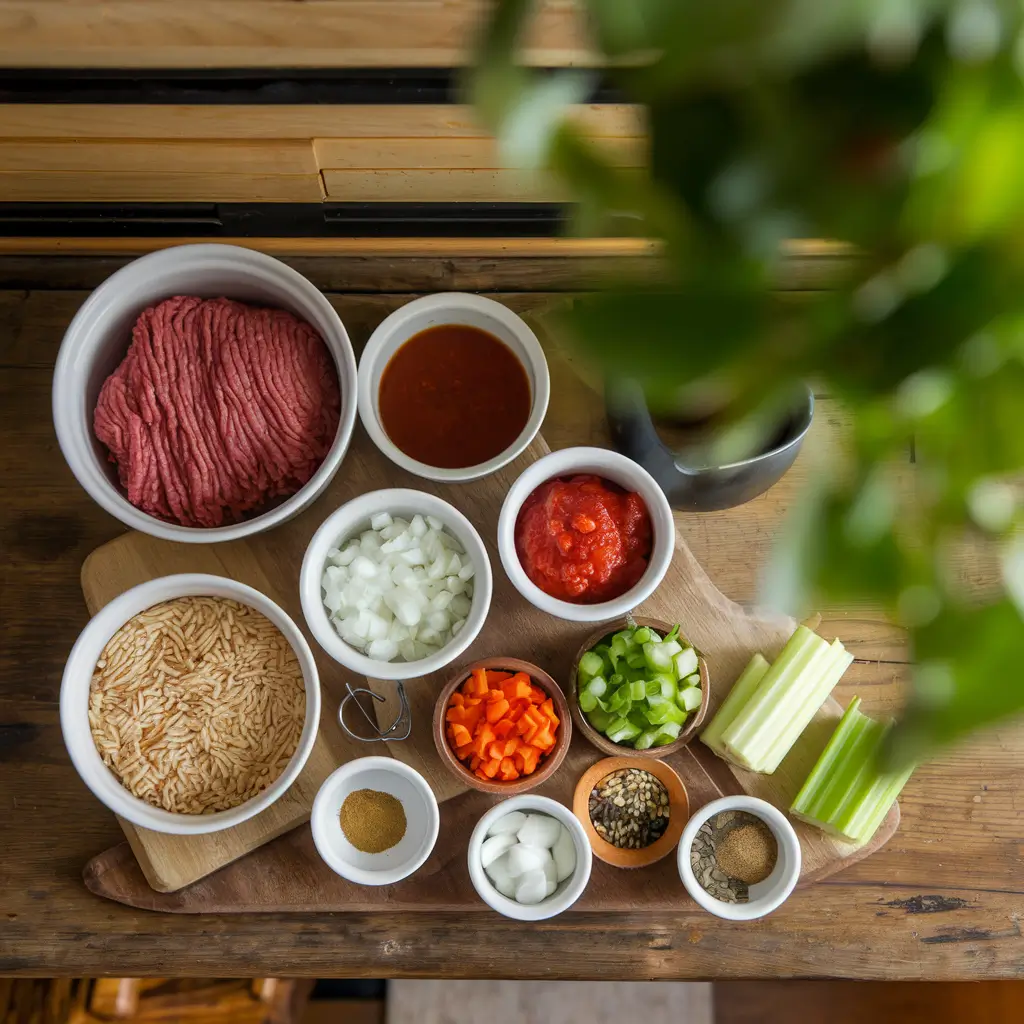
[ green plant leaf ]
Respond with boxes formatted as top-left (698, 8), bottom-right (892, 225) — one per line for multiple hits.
top-left (889, 599), bottom-right (1024, 766)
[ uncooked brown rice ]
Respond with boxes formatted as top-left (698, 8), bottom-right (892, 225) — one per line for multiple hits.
top-left (88, 596), bottom-right (306, 814)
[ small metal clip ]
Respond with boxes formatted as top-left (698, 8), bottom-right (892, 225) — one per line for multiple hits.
top-left (338, 681), bottom-right (411, 742)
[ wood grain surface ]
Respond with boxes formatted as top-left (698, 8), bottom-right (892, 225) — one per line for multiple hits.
top-left (78, 425), bottom-right (896, 897)
top-left (0, 1), bottom-right (594, 69)
top-left (1, 265), bottom-right (1022, 978)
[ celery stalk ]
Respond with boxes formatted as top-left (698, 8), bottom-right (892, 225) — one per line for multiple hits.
top-left (752, 640), bottom-right (855, 773)
top-left (700, 652), bottom-right (770, 757)
top-left (720, 627), bottom-right (831, 768)
top-left (791, 697), bottom-right (915, 844)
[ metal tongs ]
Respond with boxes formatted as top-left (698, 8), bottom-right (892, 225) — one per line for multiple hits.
top-left (338, 681), bottom-right (412, 742)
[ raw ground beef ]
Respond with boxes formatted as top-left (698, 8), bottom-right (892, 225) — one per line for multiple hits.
top-left (94, 295), bottom-right (341, 527)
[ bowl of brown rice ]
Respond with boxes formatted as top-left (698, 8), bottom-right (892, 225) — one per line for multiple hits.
top-left (60, 573), bottom-right (321, 835)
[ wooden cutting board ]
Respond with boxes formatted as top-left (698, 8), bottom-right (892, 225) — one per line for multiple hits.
top-left (81, 428), bottom-right (898, 899)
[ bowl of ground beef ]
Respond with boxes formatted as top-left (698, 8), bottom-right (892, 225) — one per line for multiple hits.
top-left (53, 244), bottom-right (358, 542)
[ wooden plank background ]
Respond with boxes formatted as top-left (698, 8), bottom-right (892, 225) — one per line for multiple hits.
top-left (0, 1), bottom-right (595, 68)
top-left (0, 105), bottom-right (645, 204)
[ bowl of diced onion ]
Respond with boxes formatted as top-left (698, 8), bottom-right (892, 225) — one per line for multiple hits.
top-left (299, 488), bottom-right (493, 681)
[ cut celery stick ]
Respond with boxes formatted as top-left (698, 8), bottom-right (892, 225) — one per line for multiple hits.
top-left (643, 641), bottom-right (674, 673)
top-left (791, 696), bottom-right (915, 843)
top-left (632, 627), bottom-right (653, 645)
top-left (652, 720), bottom-right (683, 744)
top-left (678, 686), bottom-right (702, 712)
top-left (660, 639), bottom-right (683, 658)
top-left (684, 672), bottom-right (701, 686)
top-left (673, 648), bottom-right (698, 679)
top-left (578, 651), bottom-right (604, 681)
top-left (700, 652), bottom-right (771, 756)
top-left (751, 640), bottom-right (854, 773)
top-left (720, 627), bottom-right (829, 759)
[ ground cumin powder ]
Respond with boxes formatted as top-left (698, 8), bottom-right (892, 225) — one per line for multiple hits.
top-left (340, 788), bottom-right (407, 853)
top-left (714, 820), bottom-right (777, 884)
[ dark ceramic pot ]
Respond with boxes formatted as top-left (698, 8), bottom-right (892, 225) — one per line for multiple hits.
top-left (606, 381), bottom-right (814, 512)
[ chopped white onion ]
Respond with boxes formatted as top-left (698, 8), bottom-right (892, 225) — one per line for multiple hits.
top-left (322, 512), bottom-right (474, 662)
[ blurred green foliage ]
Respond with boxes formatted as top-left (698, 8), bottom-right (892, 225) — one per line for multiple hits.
top-left (469, 0), bottom-right (1024, 766)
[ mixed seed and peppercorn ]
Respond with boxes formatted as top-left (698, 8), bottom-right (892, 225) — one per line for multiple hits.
top-left (588, 767), bottom-right (670, 849)
top-left (690, 809), bottom-right (778, 903)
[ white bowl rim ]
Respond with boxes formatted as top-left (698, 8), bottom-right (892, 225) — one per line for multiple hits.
top-left (310, 755), bottom-right (440, 886)
top-left (52, 243), bottom-right (359, 544)
top-left (467, 793), bottom-right (593, 921)
top-left (356, 292), bottom-right (551, 483)
top-left (59, 572), bottom-right (322, 835)
top-left (677, 795), bottom-right (802, 921)
top-left (496, 445), bottom-right (676, 623)
top-left (299, 487), bottom-right (493, 681)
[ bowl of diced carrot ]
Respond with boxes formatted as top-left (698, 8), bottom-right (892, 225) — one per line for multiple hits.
top-left (433, 657), bottom-right (572, 794)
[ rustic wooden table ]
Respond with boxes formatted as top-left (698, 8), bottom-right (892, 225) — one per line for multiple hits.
top-left (1, 252), bottom-right (1021, 978)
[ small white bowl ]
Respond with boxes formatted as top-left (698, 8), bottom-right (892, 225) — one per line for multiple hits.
top-left (497, 446), bottom-right (676, 623)
top-left (467, 794), bottom-right (593, 921)
top-left (356, 292), bottom-right (550, 483)
top-left (52, 243), bottom-right (358, 543)
top-left (60, 573), bottom-right (322, 836)
top-left (300, 488), bottom-right (493, 682)
top-left (311, 756), bottom-right (439, 886)
top-left (678, 796), bottom-right (802, 920)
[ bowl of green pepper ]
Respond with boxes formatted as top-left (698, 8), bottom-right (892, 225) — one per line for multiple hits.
top-left (570, 616), bottom-right (709, 758)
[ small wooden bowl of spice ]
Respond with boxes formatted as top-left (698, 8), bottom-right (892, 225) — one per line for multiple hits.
top-left (677, 795), bottom-right (801, 920)
top-left (433, 658), bottom-right (572, 795)
top-left (570, 616), bottom-right (709, 760)
top-left (572, 756), bottom-right (689, 868)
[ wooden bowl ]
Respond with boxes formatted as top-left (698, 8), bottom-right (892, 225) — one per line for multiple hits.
top-left (432, 657), bottom-right (572, 795)
top-left (569, 616), bottom-right (710, 759)
top-left (573, 756), bottom-right (689, 868)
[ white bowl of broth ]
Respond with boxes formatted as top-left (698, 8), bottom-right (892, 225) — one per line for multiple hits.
top-left (356, 293), bottom-right (550, 483)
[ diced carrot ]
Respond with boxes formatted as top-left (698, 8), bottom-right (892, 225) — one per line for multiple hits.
top-left (447, 669), bottom-right (559, 782)
top-left (540, 698), bottom-right (560, 726)
top-left (485, 698), bottom-right (510, 723)
top-left (449, 723), bottom-right (472, 748)
top-left (492, 719), bottom-right (515, 740)
top-left (506, 699), bottom-right (528, 723)
top-left (502, 678), bottom-right (534, 700)
top-left (520, 746), bottom-right (541, 774)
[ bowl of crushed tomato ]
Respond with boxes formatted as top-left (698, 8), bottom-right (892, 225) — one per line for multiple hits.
top-left (498, 447), bottom-right (676, 622)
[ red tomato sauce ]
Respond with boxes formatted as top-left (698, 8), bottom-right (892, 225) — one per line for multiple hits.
top-left (378, 324), bottom-right (531, 469)
top-left (514, 475), bottom-right (653, 603)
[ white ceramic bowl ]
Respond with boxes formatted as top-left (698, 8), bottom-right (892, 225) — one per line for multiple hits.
top-left (678, 795), bottom-right (802, 920)
top-left (52, 243), bottom-right (358, 543)
top-left (356, 292), bottom-right (550, 482)
top-left (467, 794), bottom-right (593, 921)
top-left (60, 573), bottom-right (322, 836)
top-left (497, 446), bottom-right (676, 623)
top-left (300, 488), bottom-right (493, 682)
top-left (311, 756), bottom-right (439, 886)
